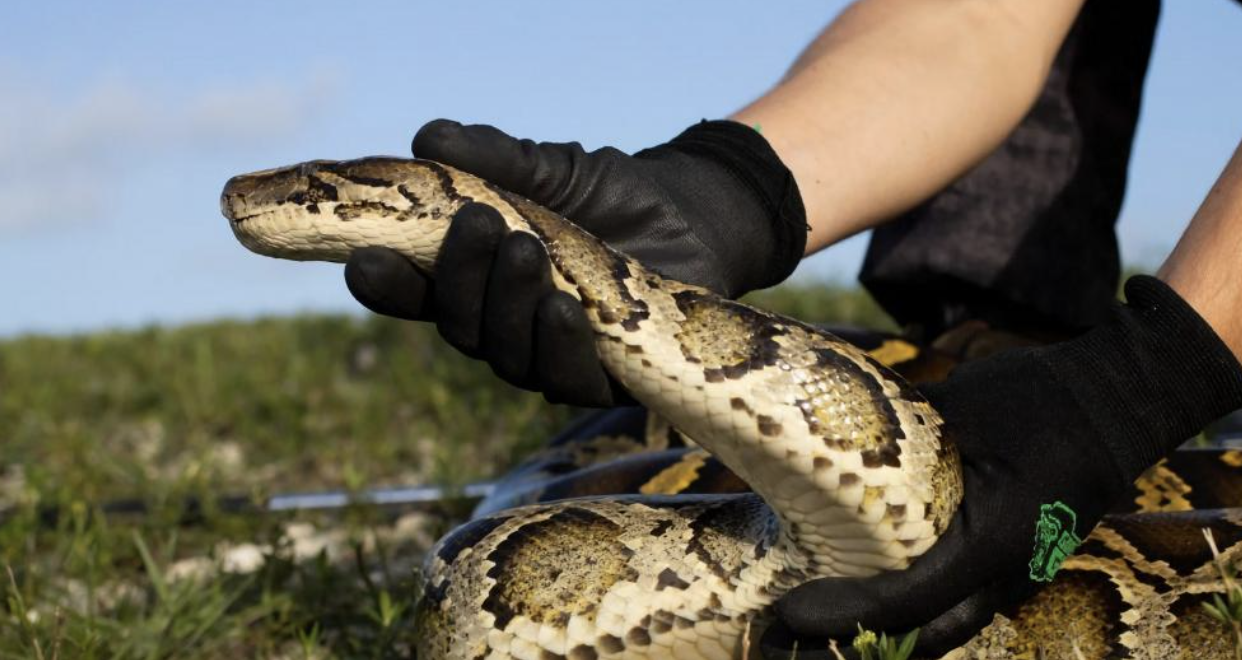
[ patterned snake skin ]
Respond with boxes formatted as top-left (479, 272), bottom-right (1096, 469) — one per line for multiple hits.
top-left (487, 388), bottom-right (1242, 659)
top-left (221, 158), bottom-right (1239, 659)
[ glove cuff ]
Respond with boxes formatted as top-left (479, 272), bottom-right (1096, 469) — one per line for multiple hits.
top-left (656, 120), bottom-right (808, 291)
top-left (1043, 275), bottom-right (1242, 480)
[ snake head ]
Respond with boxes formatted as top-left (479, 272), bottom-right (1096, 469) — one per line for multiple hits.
top-left (219, 157), bottom-right (464, 267)
top-left (220, 159), bottom-right (340, 225)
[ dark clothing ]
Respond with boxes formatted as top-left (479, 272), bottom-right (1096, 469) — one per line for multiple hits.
top-left (860, 0), bottom-right (1161, 338)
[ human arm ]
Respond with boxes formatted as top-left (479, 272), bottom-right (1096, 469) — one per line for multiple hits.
top-left (1159, 141), bottom-right (1242, 358)
top-left (346, 118), bottom-right (806, 406)
top-left (347, 0), bottom-right (1087, 405)
top-left (762, 139), bottom-right (1242, 657)
top-left (733, 0), bottom-right (1086, 252)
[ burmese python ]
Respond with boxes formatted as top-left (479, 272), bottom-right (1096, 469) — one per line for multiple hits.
top-left (221, 157), bottom-right (1241, 659)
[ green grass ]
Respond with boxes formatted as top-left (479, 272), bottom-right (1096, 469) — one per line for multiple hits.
top-left (0, 281), bottom-right (890, 658)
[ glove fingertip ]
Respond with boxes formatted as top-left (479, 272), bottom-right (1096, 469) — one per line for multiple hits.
top-left (412, 119), bottom-right (530, 185)
top-left (411, 118), bottom-right (464, 160)
top-left (758, 620), bottom-right (848, 660)
top-left (775, 547), bottom-right (977, 638)
top-left (434, 204), bottom-right (509, 357)
top-left (537, 291), bottom-right (588, 333)
top-left (480, 235), bottom-right (553, 387)
top-left (345, 246), bottom-right (400, 289)
top-left (442, 202), bottom-right (509, 260)
top-left (535, 293), bottom-right (616, 407)
top-left (344, 247), bottom-right (430, 321)
top-left (412, 120), bottom-right (566, 205)
top-left (497, 231), bottom-right (549, 277)
top-left (456, 199), bottom-right (507, 226)
top-left (907, 587), bottom-right (1026, 656)
top-left (775, 579), bottom-right (871, 638)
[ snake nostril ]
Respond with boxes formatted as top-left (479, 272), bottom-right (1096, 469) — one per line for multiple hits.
top-left (219, 192), bottom-right (252, 224)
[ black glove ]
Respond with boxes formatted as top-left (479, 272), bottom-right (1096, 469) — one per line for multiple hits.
top-left (762, 275), bottom-right (1242, 658)
top-left (345, 119), bottom-right (806, 406)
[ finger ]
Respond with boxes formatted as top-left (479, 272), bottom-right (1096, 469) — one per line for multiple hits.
top-left (412, 119), bottom-right (572, 206)
top-left (758, 620), bottom-right (859, 660)
top-left (913, 576), bottom-right (1037, 656)
top-left (761, 582), bottom-right (1012, 660)
top-left (481, 232), bottom-right (553, 386)
top-left (533, 292), bottom-right (618, 407)
top-left (775, 508), bottom-right (996, 638)
top-left (434, 203), bottom-right (508, 357)
top-left (344, 246), bottom-right (434, 321)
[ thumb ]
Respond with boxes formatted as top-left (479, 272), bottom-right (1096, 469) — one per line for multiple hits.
top-left (775, 511), bottom-right (996, 638)
top-left (758, 620), bottom-right (860, 660)
top-left (762, 576), bottom-right (1029, 659)
top-left (911, 576), bottom-right (1038, 656)
top-left (412, 119), bottom-right (579, 209)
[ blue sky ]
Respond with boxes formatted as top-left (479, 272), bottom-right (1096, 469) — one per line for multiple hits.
top-left (1, 1), bottom-right (1240, 337)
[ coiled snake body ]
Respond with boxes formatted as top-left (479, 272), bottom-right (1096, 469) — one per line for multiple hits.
top-left (222, 158), bottom-right (1239, 659)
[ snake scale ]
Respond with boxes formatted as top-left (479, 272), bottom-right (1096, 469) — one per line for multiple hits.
top-left (222, 157), bottom-right (1242, 659)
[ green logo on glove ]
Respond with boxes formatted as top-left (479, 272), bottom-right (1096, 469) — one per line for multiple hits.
top-left (1028, 501), bottom-right (1083, 582)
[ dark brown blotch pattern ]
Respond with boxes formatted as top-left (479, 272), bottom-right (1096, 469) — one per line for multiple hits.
top-left (686, 495), bottom-right (774, 581)
top-left (802, 347), bottom-right (905, 469)
top-left (672, 292), bottom-right (786, 384)
top-left (482, 508), bottom-right (637, 629)
top-left (626, 627), bottom-right (652, 646)
top-left (756, 415), bottom-right (782, 437)
top-left (284, 174), bottom-right (339, 210)
top-left (333, 200), bottom-right (403, 221)
top-left (597, 634), bottom-right (625, 654)
top-left (656, 567), bottom-right (691, 591)
top-left (498, 191), bottom-right (652, 334)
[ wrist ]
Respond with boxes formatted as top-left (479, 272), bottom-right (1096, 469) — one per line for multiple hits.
top-left (1042, 275), bottom-right (1242, 480)
top-left (1156, 142), bottom-right (1242, 362)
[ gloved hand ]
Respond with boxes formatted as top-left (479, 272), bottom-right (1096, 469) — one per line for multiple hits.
top-left (761, 275), bottom-right (1242, 658)
top-left (345, 119), bottom-right (806, 406)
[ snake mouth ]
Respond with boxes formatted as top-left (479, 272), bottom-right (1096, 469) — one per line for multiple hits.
top-left (221, 160), bottom-right (338, 225)
top-left (219, 196), bottom-right (257, 225)
top-left (224, 209), bottom-right (261, 225)
top-left (223, 208), bottom-right (258, 225)
top-left (220, 176), bottom-right (267, 225)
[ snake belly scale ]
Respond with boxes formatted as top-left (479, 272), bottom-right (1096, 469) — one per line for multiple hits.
top-left (221, 156), bottom-right (962, 659)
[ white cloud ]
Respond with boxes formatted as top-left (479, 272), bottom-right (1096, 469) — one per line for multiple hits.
top-left (0, 69), bottom-right (339, 234)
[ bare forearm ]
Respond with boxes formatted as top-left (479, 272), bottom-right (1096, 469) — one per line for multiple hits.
top-left (732, 0), bottom-right (1084, 253)
top-left (1158, 141), bottom-right (1242, 359)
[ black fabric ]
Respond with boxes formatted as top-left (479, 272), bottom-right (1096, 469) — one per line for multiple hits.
top-left (1055, 276), bottom-right (1242, 478)
top-left (345, 118), bottom-right (806, 407)
top-left (764, 276), bottom-right (1242, 657)
top-left (641, 120), bottom-right (809, 292)
top-left (347, 203), bottom-right (624, 407)
top-left (859, 0), bottom-right (1160, 337)
top-left (410, 118), bottom-right (806, 299)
